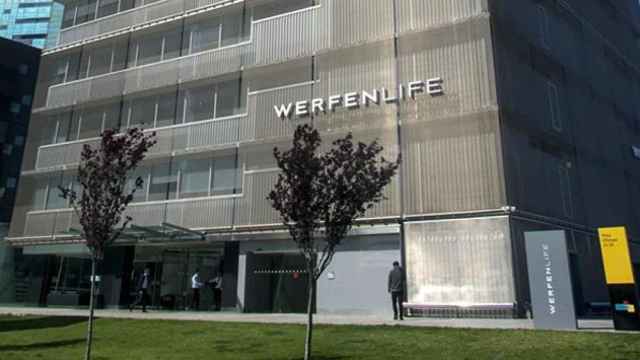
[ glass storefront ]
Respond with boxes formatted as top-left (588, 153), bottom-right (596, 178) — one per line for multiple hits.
top-left (0, 242), bottom-right (231, 311)
top-left (131, 245), bottom-right (225, 311)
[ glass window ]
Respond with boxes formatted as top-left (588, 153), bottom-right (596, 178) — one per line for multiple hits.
top-left (128, 97), bottom-right (156, 129)
top-left (103, 103), bottom-right (121, 132)
top-left (112, 39), bottom-right (128, 72)
top-left (37, 117), bottom-right (59, 147)
top-left (78, 109), bottom-right (103, 139)
top-left (51, 256), bottom-right (92, 293)
top-left (136, 34), bottom-right (162, 66)
top-left (88, 46), bottom-right (113, 77)
top-left (120, 0), bottom-right (134, 11)
top-left (149, 164), bottom-right (177, 201)
top-left (221, 11), bottom-right (243, 47)
top-left (69, 114), bottom-right (80, 141)
top-left (52, 58), bottom-right (68, 84)
top-left (32, 178), bottom-right (48, 210)
top-left (163, 29), bottom-right (182, 61)
top-left (79, 52), bottom-right (90, 79)
top-left (216, 79), bottom-right (241, 117)
top-left (97, 0), bottom-right (118, 18)
top-left (66, 53), bottom-right (81, 82)
top-left (70, 177), bottom-right (81, 195)
top-left (62, 2), bottom-right (77, 28)
top-left (127, 38), bottom-right (138, 68)
top-left (186, 20), bottom-right (220, 54)
top-left (55, 112), bottom-right (73, 143)
top-left (179, 157), bottom-right (210, 198)
top-left (211, 155), bottom-right (238, 195)
top-left (126, 167), bottom-right (149, 203)
top-left (156, 92), bottom-right (177, 127)
top-left (181, 86), bottom-right (214, 123)
top-left (252, 0), bottom-right (312, 20)
top-left (46, 176), bottom-right (70, 210)
top-left (75, 0), bottom-right (97, 24)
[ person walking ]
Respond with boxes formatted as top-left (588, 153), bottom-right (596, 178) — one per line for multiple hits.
top-left (388, 261), bottom-right (405, 320)
top-left (129, 267), bottom-right (151, 312)
top-left (191, 269), bottom-right (204, 311)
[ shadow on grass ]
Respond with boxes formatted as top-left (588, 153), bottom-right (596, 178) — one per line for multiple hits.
top-left (0, 316), bottom-right (86, 332)
top-left (0, 338), bottom-right (85, 351)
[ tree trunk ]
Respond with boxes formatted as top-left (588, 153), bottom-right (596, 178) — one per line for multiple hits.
top-left (85, 257), bottom-right (97, 360)
top-left (304, 273), bottom-right (315, 360)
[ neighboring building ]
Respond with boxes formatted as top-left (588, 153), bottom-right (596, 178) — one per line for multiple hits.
top-left (0, 0), bottom-right (63, 48)
top-left (0, 37), bottom-right (40, 304)
top-left (2, 0), bottom-right (640, 317)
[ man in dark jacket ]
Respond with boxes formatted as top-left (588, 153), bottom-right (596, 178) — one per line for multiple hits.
top-left (388, 261), bottom-right (405, 320)
top-left (129, 267), bottom-right (151, 312)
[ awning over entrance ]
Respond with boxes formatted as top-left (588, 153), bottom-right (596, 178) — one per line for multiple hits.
top-left (87, 222), bottom-right (206, 244)
top-left (5, 222), bottom-right (400, 246)
top-left (4, 222), bottom-right (206, 246)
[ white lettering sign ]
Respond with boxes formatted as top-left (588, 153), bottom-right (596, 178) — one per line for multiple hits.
top-left (274, 78), bottom-right (444, 119)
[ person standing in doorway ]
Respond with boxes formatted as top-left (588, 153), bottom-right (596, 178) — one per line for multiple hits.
top-left (129, 267), bottom-right (151, 312)
top-left (388, 261), bottom-right (405, 320)
top-left (210, 273), bottom-right (223, 311)
top-left (191, 269), bottom-right (204, 311)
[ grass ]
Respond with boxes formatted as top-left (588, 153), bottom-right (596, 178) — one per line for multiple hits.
top-left (0, 315), bottom-right (639, 360)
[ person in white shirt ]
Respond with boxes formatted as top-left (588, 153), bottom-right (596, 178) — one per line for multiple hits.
top-left (191, 269), bottom-right (204, 311)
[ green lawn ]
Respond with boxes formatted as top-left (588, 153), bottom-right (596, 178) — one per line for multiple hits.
top-left (0, 315), bottom-right (638, 360)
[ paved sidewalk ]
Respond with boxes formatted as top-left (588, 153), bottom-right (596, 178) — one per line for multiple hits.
top-left (0, 306), bottom-right (613, 331)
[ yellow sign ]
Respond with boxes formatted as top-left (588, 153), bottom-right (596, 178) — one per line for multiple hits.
top-left (598, 227), bottom-right (635, 285)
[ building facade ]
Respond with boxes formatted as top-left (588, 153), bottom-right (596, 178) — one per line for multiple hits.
top-left (0, 0), bottom-right (63, 48)
top-left (0, 37), bottom-right (40, 304)
top-left (2, 0), bottom-right (640, 317)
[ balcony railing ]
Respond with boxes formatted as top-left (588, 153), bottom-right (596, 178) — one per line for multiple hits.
top-left (36, 82), bottom-right (317, 172)
top-left (243, 81), bottom-right (313, 141)
top-left (39, 0), bottom-right (400, 112)
top-left (57, 0), bottom-right (238, 47)
top-left (34, 113), bottom-right (245, 170)
top-left (41, 0), bottom-right (488, 113)
top-left (22, 194), bottom-right (239, 237)
top-left (45, 41), bottom-right (248, 110)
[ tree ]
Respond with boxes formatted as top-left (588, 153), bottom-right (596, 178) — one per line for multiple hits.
top-left (267, 124), bottom-right (400, 360)
top-left (59, 127), bottom-right (156, 360)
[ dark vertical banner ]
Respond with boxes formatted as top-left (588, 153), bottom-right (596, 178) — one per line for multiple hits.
top-left (524, 230), bottom-right (577, 330)
top-left (598, 227), bottom-right (640, 331)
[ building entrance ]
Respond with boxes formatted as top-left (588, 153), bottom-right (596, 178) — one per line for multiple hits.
top-left (132, 245), bottom-right (224, 311)
top-left (244, 253), bottom-right (311, 313)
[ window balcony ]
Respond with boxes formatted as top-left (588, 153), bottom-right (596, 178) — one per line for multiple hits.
top-left (56, 0), bottom-right (238, 47)
top-left (43, 41), bottom-right (248, 110)
top-left (32, 78), bottom-right (317, 172)
top-left (34, 113), bottom-right (245, 171)
top-left (38, 0), bottom-right (398, 112)
top-left (21, 193), bottom-right (238, 238)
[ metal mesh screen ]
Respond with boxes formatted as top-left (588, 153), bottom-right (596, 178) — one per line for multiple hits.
top-left (404, 217), bottom-right (515, 306)
top-left (11, 0), bottom-right (500, 242)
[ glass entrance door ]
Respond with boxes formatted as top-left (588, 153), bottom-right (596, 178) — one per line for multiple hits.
top-left (158, 247), bottom-right (223, 311)
top-left (133, 245), bottom-right (223, 311)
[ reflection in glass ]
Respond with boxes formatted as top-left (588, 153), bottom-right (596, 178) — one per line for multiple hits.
top-left (149, 164), bottom-right (177, 201)
top-left (212, 155), bottom-right (238, 195)
top-left (179, 158), bottom-right (210, 198)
